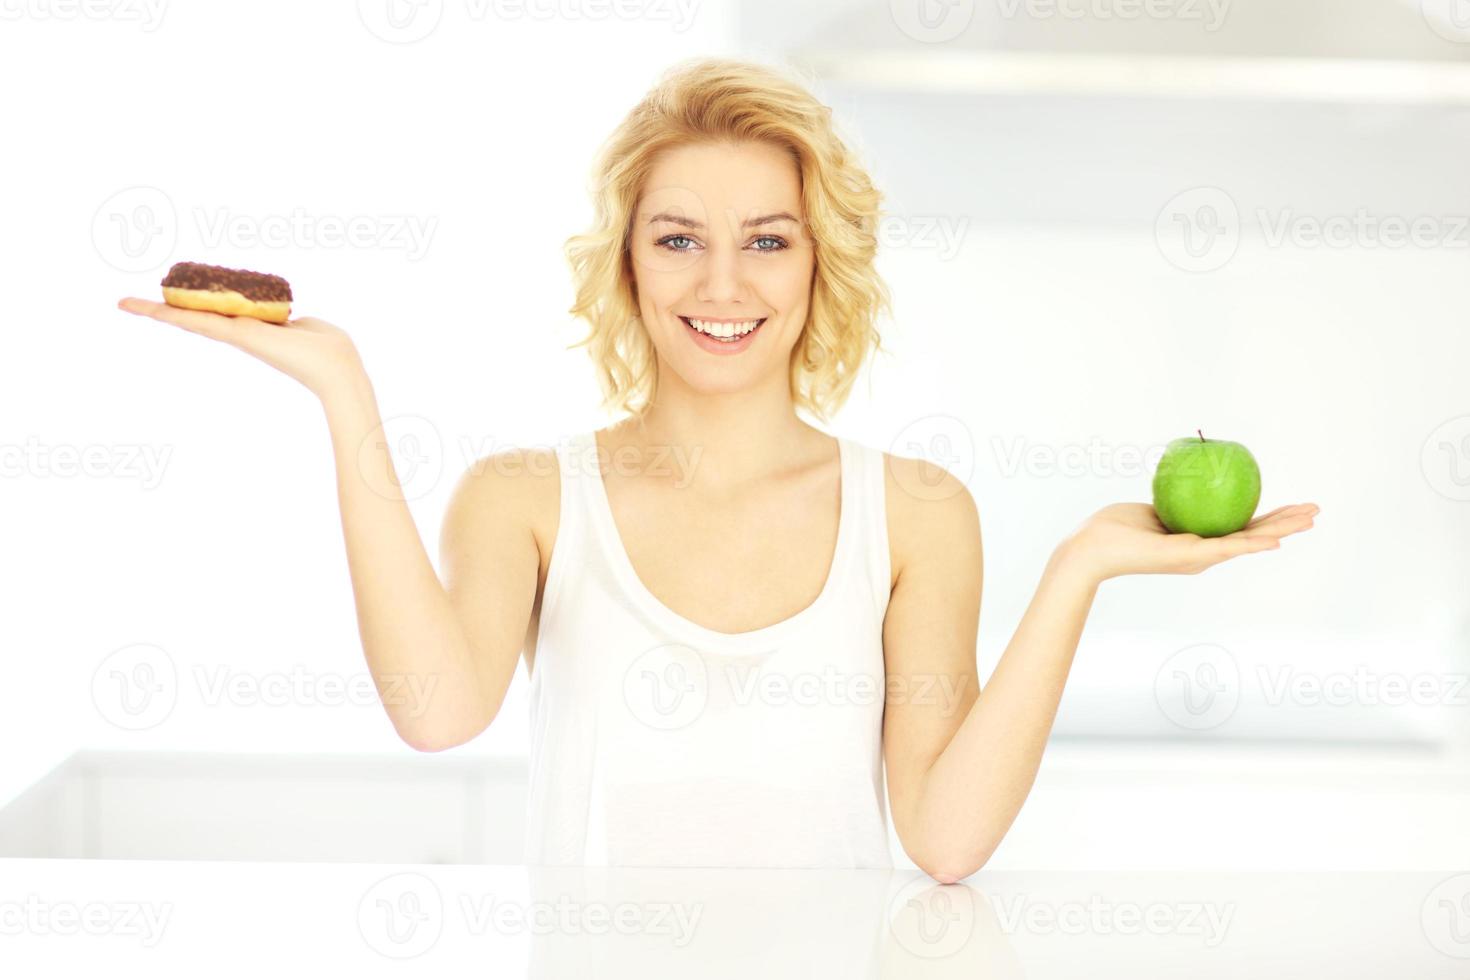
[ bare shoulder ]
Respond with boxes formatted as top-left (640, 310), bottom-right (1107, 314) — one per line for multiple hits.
top-left (441, 445), bottom-right (561, 559)
top-left (880, 451), bottom-right (982, 589)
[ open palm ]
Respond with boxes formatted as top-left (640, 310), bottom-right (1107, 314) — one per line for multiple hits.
top-left (117, 297), bottom-right (365, 402)
top-left (1065, 501), bottom-right (1319, 582)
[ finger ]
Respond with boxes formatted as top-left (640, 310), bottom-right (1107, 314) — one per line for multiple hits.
top-left (1244, 503), bottom-right (1318, 529)
top-left (1244, 505), bottom-right (1296, 526)
top-left (1239, 513), bottom-right (1317, 542)
top-left (1238, 505), bottom-right (1318, 535)
top-left (117, 297), bottom-right (276, 350)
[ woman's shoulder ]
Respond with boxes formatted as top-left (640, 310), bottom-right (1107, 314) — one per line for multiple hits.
top-left (443, 442), bottom-right (564, 560)
top-left (877, 446), bottom-right (980, 590)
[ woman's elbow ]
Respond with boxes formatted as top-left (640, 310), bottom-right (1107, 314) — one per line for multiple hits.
top-left (909, 842), bottom-right (995, 884)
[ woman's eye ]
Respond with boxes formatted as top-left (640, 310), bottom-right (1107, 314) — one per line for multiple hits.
top-left (654, 234), bottom-right (789, 253)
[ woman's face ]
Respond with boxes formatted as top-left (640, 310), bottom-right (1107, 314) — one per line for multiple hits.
top-left (627, 139), bottom-right (815, 397)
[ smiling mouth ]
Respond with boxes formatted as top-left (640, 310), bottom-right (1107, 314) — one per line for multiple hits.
top-left (679, 316), bottom-right (767, 343)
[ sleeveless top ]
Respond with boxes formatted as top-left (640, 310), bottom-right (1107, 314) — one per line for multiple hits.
top-left (524, 430), bottom-right (894, 869)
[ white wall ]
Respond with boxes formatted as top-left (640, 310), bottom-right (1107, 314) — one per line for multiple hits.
top-left (4, 0), bottom-right (1468, 813)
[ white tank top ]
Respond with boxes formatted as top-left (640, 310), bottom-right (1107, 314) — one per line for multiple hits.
top-left (524, 429), bottom-right (894, 869)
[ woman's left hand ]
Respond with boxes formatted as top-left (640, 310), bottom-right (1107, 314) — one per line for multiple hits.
top-left (1056, 502), bottom-right (1319, 585)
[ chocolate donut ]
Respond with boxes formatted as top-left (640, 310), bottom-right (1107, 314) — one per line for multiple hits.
top-left (160, 261), bottom-right (293, 324)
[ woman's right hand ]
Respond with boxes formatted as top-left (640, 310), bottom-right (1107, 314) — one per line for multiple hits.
top-left (117, 298), bottom-right (368, 404)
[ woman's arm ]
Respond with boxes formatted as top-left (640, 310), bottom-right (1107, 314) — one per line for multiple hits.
top-left (885, 531), bottom-right (1096, 883)
top-left (116, 299), bottom-right (537, 751)
top-left (880, 457), bottom-right (1318, 883)
top-left (322, 377), bottom-right (537, 751)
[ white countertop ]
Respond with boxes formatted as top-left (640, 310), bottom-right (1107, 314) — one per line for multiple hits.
top-left (2, 859), bottom-right (1466, 977)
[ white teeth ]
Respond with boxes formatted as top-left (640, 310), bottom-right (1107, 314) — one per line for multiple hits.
top-left (686, 317), bottom-right (761, 339)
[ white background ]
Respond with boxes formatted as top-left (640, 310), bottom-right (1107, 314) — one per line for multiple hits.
top-left (3, 0), bottom-right (1469, 864)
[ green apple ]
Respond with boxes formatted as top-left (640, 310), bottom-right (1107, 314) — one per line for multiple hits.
top-left (1152, 430), bottom-right (1261, 537)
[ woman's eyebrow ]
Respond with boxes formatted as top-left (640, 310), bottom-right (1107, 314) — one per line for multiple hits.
top-left (645, 211), bottom-right (799, 229)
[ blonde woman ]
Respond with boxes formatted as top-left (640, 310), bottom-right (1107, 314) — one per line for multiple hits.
top-left (117, 57), bottom-right (1318, 881)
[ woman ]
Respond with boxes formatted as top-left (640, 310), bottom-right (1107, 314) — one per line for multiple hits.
top-left (116, 57), bottom-right (1317, 881)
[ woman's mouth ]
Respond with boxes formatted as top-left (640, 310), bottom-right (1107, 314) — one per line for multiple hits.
top-left (679, 315), bottom-right (767, 346)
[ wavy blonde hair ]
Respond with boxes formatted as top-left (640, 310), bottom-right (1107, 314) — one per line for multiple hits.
top-left (562, 57), bottom-right (893, 425)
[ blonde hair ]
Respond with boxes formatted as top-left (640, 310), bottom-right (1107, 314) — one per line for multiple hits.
top-left (562, 57), bottom-right (893, 424)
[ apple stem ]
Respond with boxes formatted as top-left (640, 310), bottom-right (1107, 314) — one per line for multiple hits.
top-left (1197, 428), bottom-right (1205, 442)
